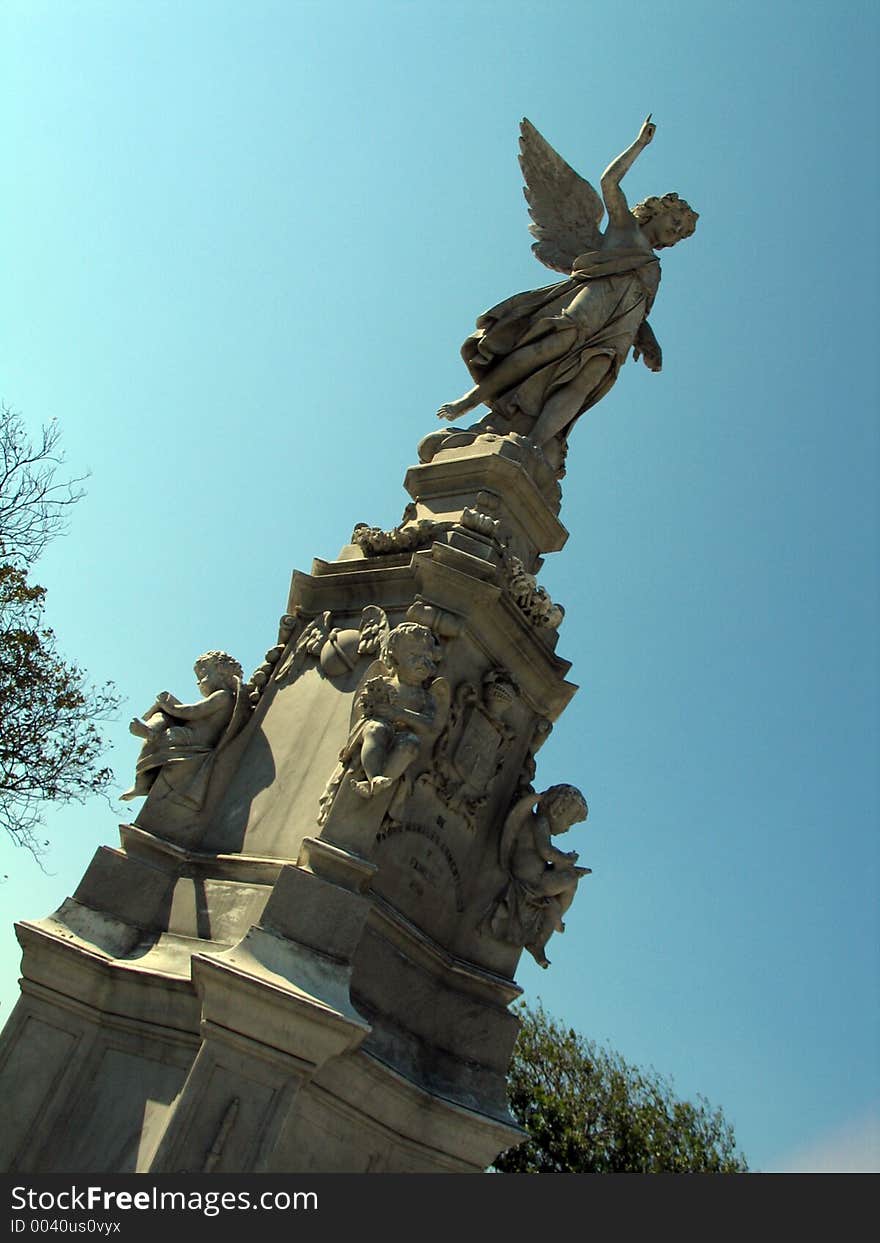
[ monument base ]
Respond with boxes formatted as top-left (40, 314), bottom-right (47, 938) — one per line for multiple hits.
top-left (0, 429), bottom-right (582, 1174)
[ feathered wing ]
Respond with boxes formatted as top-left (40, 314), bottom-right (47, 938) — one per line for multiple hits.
top-left (358, 605), bottom-right (390, 658)
top-left (498, 791), bottom-right (540, 872)
top-left (519, 118), bottom-right (604, 274)
top-left (349, 658), bottom-right (389, 730)
top-left (428, 676), bottom-right (452, 742)
top-left (216, 677), bottom-right (252, 756)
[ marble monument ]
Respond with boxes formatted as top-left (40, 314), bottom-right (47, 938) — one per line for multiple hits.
top-left (0, 117), bottom-right (695, 1173)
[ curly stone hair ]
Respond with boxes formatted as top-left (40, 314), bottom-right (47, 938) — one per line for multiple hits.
top-left (384, 622), bottom-right (440, 667)
top-left (194, 650), bottom-right (243, 689)
top-left (541, 783), bottom-right (589, 826)
top-left (632, 191), bottom-right (699, 238)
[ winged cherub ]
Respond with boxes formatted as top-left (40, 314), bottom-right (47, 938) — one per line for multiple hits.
top-left (438, 116), bottom-right (697, 462)
top-left (317, 621), bottom-right (451, 826)
top-left (484, 784), bottom-right (590, 969)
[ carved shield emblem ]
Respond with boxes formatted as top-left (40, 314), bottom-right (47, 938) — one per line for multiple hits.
top-left (453, 707), bottom-right (504, 791)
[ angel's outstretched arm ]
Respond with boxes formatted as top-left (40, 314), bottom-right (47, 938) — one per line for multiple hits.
top-left (600, 115), bottom-right (656, 228)
top-left (155, 688), bottom-right (233, 720)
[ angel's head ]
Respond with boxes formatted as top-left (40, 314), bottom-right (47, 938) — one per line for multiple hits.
top-left (632, 192), bottom-right (698, 250)
top-left (194, 650), bottom-right (242, 695)
top-left (541, 784), bottom-right (589, 833)
top-left (384, 622), bottom-right (440, 685)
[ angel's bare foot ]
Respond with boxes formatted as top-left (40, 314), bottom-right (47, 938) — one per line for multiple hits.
top-left (352, 775), bottom-right (394, 798)
top-left (120, 774), bottom-right (151, 802)
top-left (437, 394), bottom-right (478, 421)
top-left (129, 718), bottom-right (152, 739)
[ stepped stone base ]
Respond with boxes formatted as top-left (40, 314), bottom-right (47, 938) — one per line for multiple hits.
top-left (0, 429), bottom-right (587, 1174)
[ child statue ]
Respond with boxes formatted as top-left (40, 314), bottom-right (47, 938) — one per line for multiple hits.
top-left (485, 783), bottom-right (590, 968)
top-left (318, 622), bottom-right (449, 824)
top-left (121, 649), bottom-right (248, 807)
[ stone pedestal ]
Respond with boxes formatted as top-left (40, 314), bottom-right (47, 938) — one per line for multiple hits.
top-left (0, 428), bottom-right (581, 1173)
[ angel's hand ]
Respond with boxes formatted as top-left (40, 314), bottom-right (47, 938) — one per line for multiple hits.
top-left (638, 114), bottom-right (656, 147)
top-left (633, 321), bottom-right (662, 372)
top-left (638, 343), bottom-right (662, 372)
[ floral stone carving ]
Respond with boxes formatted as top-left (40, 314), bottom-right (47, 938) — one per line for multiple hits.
top-left (503, 552), bottom-right (564, 630)
top-left (515, 715), bottom-right (553, 799)
top-left (352, 503), bottom-right (444, 557)
top-left (274, 605), bottom-right (390, 683)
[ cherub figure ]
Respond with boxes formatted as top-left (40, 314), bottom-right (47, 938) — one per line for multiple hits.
top-left (350, 622), bottom-right (447, 798)
top-left (485, 783), bottom-right (590, 968)
top-left (318, 622), bottom-right (449, 824)
top-left (121, 650), bottom-right (248, 804)
top-left (438, 117), bottom-right (697, 465)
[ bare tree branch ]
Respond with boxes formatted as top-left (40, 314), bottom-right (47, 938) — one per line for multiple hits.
top-left (0, 403), bottom-right (89, 565)
top-left (0, 406), bottom-right (119, 858)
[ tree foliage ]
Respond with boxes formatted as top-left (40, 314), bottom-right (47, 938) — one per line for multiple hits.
top-left (496, 1002), bottom-right (747, 1173)
top-left (0, 404), bottom-right (119, 857)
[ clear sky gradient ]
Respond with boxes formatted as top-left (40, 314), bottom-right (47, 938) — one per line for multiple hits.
top-left (1, 0), bottom-right (878, 1173)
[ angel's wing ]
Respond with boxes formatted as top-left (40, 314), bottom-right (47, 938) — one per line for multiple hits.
top-left (350, 659), bottom-right (390, 729)
top-left (498, 791), bottom-right (540, 872)
top-left (358, 605), bottom-right (390, 659)
top-left (216, 677), bottom-right (253, 756)
top-left (429, 676), bottom-right (452, 738)
top-left (519, 118), bottom-right (604, 274)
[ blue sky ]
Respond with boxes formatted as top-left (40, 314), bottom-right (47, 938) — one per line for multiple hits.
top-left (1, 0), bottom-right (878, 1172)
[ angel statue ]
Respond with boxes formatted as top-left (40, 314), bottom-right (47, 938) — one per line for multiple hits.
top-left (317, 622), bottom-right (450, 825)
top-left (483, 783), bottom-right (590, 968)
top-left (121, 650), bottom-right (250, 810)
top-left (438, 116), bottom-right (697, 466)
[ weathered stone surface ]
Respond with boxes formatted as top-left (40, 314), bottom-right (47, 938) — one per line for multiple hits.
top-left (0, 416), bottom-right (590, 1171)
top-left (482, 784), bottom-right (590, 969)
top-left (122, 651), bottom-right (252, 842)
top-left (0, 115), bottom-right (698, 1174)
top-left (437, 116), bottom-right (697, 472)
